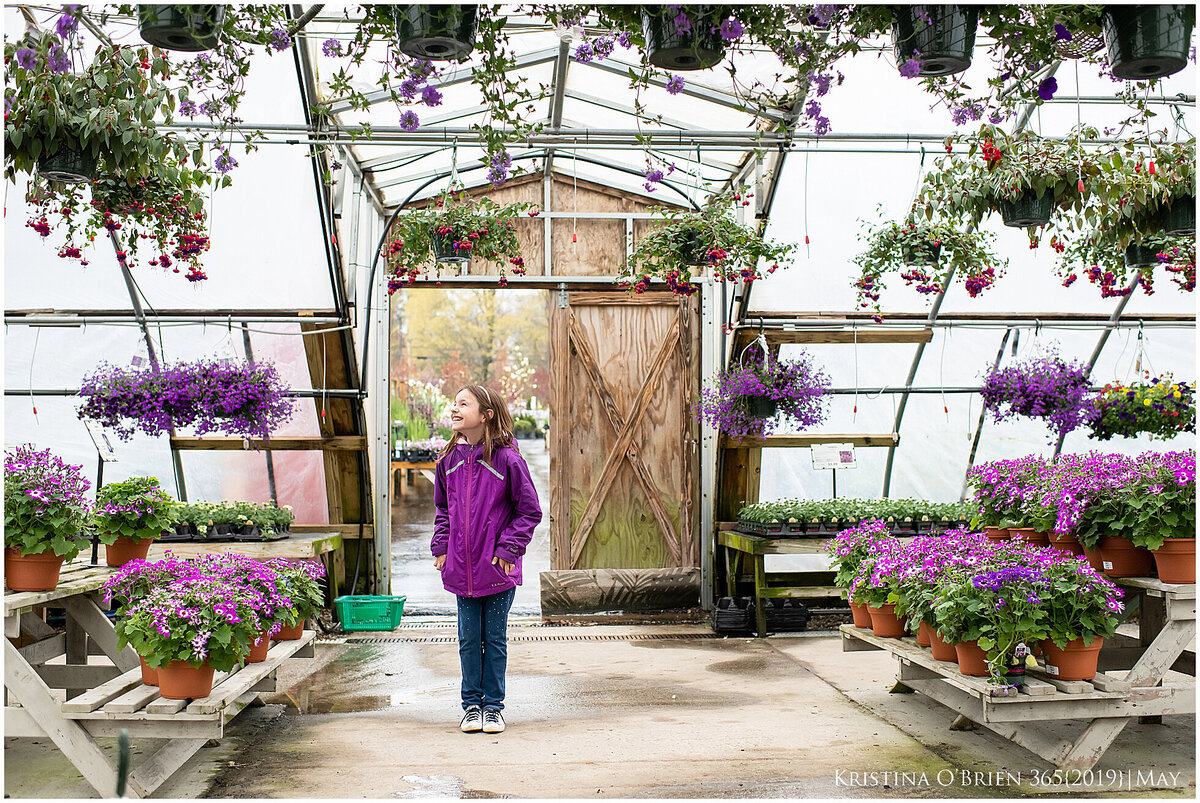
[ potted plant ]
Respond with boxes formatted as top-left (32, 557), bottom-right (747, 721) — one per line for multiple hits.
top-left (636, 5), bottom-right (726, 71)
top-left (386, 193), bottom-right (533, 288)
top-left (93, 477), bottom-right (176, 567)
top-left (827, 520), bottom-right (891, 629)
top-left (624, 185), bottom-right (796, 296)
top-left (266, 558), bottom-right (327, 639)
top-left (103, 552), bottom-right (194, 684)
top-left (1090, 374), bottom-right (1195, 442)
top-left (1101, 5), bottom-right (1195, 80)
top-left (696, 347), bottom-right (830, 439)
top-left (853, 215), bottom-right (1005, 321)
top-left (1040, 559), bottom-right (1125, 681)
top-left (1057, 229), bottom-right (1195, 300)
top-left (394, 5), bottom-right (477, 61)
top-left (890, 5), bottom-right (979, 77)
top-left (1120, 451), bottom-right (1196, 584)
top-left (980, 352), bottom-right (1098, 440)
top-left (78, 359), bottom-right (294, 441)
top-left (4, 446), bottom-right (91, 591)
top-left (138, 5), bottom-right (227, 51)
top-left (5, 39), bottom-right (182, 185)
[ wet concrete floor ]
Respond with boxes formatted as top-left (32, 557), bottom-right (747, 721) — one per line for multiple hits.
top-left (390, 443), bottom-right (550, 617)
top-left (7, 623), bottom-right (1193, 799)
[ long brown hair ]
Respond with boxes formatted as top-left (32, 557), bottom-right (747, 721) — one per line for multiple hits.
top-left (438, 384), bottom-right (515, 463)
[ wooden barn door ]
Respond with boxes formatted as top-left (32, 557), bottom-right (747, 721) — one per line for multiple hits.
top-left (548, 291), bottom-right (700, 571)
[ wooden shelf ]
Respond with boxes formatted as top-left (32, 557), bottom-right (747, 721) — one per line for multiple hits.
top-left (721, 433), bottom-right (899, 448)
top-left (733, 328), bottom-right (932, 348)
top-left (169, 436), bottom-right (367, 451)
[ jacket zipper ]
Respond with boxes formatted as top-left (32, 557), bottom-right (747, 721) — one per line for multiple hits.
top-left (464, 447), bottom-right (473, 596)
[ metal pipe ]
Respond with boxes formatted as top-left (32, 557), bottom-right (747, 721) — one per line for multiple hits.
top-left (10, 388), bottom-right (364, 398)
top-left (242, 324), bottom-right (279, 505)
top-left (4, 314), bottom-right (343, 325)
top-left (960, 329), bottom-right (1015, 501)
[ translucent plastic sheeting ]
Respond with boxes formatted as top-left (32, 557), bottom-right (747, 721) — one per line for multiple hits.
top-left (5, 324), bottom-right (147, 389)
top-left (179, 450), bottom-right (329, 524)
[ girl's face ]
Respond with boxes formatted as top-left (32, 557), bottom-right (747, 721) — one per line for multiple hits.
top-left (450, 389), bottom-right (490, 442)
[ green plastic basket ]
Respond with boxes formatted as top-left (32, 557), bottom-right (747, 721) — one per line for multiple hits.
top-left (334, 595), bottom-right (407, 632)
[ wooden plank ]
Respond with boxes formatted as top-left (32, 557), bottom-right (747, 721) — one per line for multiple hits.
top-left (678, 296), bottom-right (699, 567)
top-left (21, 610), bottom-right (59, 640)
top-left (3, 639), bottom-right (119, 797)
top-left (4, 567), bottom-right (112, 617)
top-left (169, 436), bottom-right (367, 451)
top-left (61, 667), bottom-right (145, 713)
top-left (841, 629), bottom-right (883, 652)
top-left (147, 532), bottom-right (343, 561)
top-left (1089, 672), bottom-right (1132, 694)
top-left (106, 683), bottom-right (169, 715)
top-left (36, 664), bottom-right (122, 689)
top-left (1057, 719), bottom-right (1131, 773)
top-left (64, 610), bottom-right (88, 700)
top-left (717, 530), bottom-right (833, 556)
top-left (568, 291), bottom-right (680, 306)
top-left (125, 738), bottom-right (209, 799)
top-left (548, 296), bottom-right (571, 570)
top-left (18, 634), bottom-right (66, 666)
top-left (716, 447), bottom-right (761, 522)
top-left (290, 523), bottom-right (374, 539)
top-left (733, 328), bottom-right (933, 348)
top-left (753, 586), bottom-right (844, 600)
top-left (1025, 666), bottom-right (1095, 694)
top-left (186, 634), bottom-right (315, 714)
top-left (7, 707), bottom-right (219, 739)
top-left (722, 433), bottom-right (899, 449)
top-left (569, 316), bottom-right (682, 568)
top-left (142, 667), bottom-right (236, 715)
top-left (59, 596), bottom-right (138, 672)
top-left (1116, 576), bottom-right (1197, 599)
top-left (1018, 676), bottom-right (1057, 697)
top-left (840, 626), bottom-right (1012, 699)
top-left (1128, 619), bottom-right (1194, 687)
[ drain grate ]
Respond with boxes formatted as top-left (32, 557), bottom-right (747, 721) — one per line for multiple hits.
top-left (345, 632), bottom-right (722, 644)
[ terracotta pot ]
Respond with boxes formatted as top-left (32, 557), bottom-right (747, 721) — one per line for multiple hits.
top-left (917, 619), bottom-right (933, 647)
top-left (1009, 527), bottom-right (1049, 547)
top-left (4, 547), bottom-right (66, 592)
top-left (983, 527), bottom-right (1010, 543)
top-left (104, 535), bottom-right (153, 568)
top-left (1082, 544), bottom-right (1106, 573)
top-left (1152, 538), bottom-right (1196, 585)
top-left (245, 632), bottom-right (271, 663)
top-left (1040, 637), bottom-right (1104, 681)
top-left (848, 601), bottom-right (873, 629)
top-left (157, 660), bottom-right (215, 699)
top-left (867, 603), bottom-right (907, 638)
top-left (1048, 531), bottom-right (1086, 557)
top-left (954, 639), bottom-right (991, 677)
top-left (274, 620), bottom-right (305, 641)
top-left (1097, 536), bottom-right (1156, 578)
top-left (929, 629), bottom-right (957, 662)
top-left (138, 655), bottom-right (159, 686)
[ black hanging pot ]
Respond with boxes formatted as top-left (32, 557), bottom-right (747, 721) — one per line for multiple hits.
top-left (745, 395), bottom-right (778, 419)
top-left (999, 190), bottom-right (1055, 228)
top-left (395, 5), bottom-right (477, 62)
top-left (1101, 5), bottom-right (1195, 81)
top-left (901, 241), bottom-right (941, 266)
top-left (642, 6), bottom-right (725, 71)
top-left (139, 5), bottom-right (225, 52)
top-left (1125, 242), bottom-right (1160, 270)
top-left (679, 230), bottom-right (711, 266)
top-left (37, 147), bottom-right (97, 184)
top-left (1160, 194), bottom-right (1196, 236)
top-left (891, 5), bottom-right (978, 77)
top-left (432, 230), bottom-right (469, 264)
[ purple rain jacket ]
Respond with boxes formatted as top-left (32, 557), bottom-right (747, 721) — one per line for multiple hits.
top-left (432, 441), bottom-right (542, 598)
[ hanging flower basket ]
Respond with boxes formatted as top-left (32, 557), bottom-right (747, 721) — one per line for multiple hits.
top-left (642, 6), bottom-right (725, 71)
top-left (1089, 376), bottom-right (1195, 441)
top-left (1160, 195), bottom-right (1196, 237)
top-left (678, 230), bottom-right (711, 267)
top-left (697, 347), bottom-right (830, 439)
top-left (394, 5), bottom-right (477, 62)
top-left (1101, 4), bottom-right (1195, 81)
top-left (891, 5), bottom-right (978, 77)
top-left (1125, 243), bottom-right (1159, 271)
top-left (138, 5), bottom-right (226, 52)
top-left (745, 395), bottom-right (778, 420)
top-left (901, 241), bottom-right (941, 266)
top-left (999, 190), bottom-right (1054, 228)
top-left (37, 148), bottom-right (97, 184)
top-left (980, 351), bottom-right (1098, 439)
top-left (432, 230), bottom-right (470, 264)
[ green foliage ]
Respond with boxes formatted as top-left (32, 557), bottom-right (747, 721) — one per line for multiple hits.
top-left (172, 500), bottom-right (294, 537)
top-left (386, 193), bottom-right (533, 282)
top-left (1090, 375), bottom-right (1195, 442)
top-left (4, 447), bottom-right (89, 560)
top-left (93, 476), bottom-right (176, 545)
top-left (737, 498), bottom-right (972, 527)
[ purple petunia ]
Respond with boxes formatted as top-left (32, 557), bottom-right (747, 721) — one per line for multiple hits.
top-left (56, 6), bottom-right (80, 40)
top-left (1054, 23), bottom-right (1072, 41)
top-left (666, 75), bottom-right (685, 95)
top-left (671, 9), bottom-right (691, 35)
top-left (15, 48), bottom-right (36, 70)
top-left (1037, 76), bottom-right (1058, 101)
top-left (719, 18), bottom-right (743, 41)
top-left (47, 43), bottom-right (70, 74)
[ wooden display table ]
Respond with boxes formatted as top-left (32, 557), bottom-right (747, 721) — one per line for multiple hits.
top-left (391, 460), bottom-right (436, 495)
top-left (5, 561), bottom-right (315, 798)
top-left (716, 528), bottom-right (837, 637)
top-left (147, 530), bottom-right (343, 560)
top-left (840, 577), bottom-right (1195, 771)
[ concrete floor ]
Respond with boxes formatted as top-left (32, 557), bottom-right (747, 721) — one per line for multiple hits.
top-left (5, 621), bottom-right (1194, 799)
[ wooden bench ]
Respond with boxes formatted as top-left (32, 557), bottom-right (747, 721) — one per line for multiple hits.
top-left (840, 577), bottom-right (1196, 771)
top-left (5, 561), bottom-right (316, 798)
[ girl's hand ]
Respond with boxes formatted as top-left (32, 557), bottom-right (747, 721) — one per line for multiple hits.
top-left (434, 554), bottom-right (446, 572)
top-left (492, 556), bottom-right (514, 575)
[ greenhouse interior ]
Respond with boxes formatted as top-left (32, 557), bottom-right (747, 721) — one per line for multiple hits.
top-left (2, 3), bottom-right (1197, 799)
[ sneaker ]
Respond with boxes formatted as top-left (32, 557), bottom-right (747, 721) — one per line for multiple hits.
top-left (460, 705), bottom-right (483, 733)
top-left (482, 708), bottom-right (505, 733)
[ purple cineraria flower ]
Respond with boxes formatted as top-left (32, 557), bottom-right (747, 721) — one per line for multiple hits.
top-left (47, 43), bottom-right (71, 74)
top-left (421, 84), bottom-right (443, 107)
top-left (15, 48), bottom-right (36, 70)
top-left (214, 148), bottom-right (238, 173)
top-left (719, 18), bottom-right (743, 41)
top-left (322, 38), bottom-right (341, 58)
top-left (56, 6), bottom-right (80, 40)
top-left (399, 110), bottom-right (419, 132)
top-left (179, 100), bottom-right (198, 117)
top-left (899, 58), bottom-right (921, 78)
top-left (268, 28), bottom-right (291, 52)
top-left (1037, 76), bottom-right (1058, 101)
top-left (1054, 24), bottom-right (1072, 41)
top-left (666, 75), bottom-right (685, 95)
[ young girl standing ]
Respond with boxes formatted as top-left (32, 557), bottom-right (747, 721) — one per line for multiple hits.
top-left (432, 384), bottom-right (542, 734)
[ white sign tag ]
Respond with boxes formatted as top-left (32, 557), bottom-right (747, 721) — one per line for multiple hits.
top-left (84, 420), bottom-right (118, 462)
top-left (812, 443), bottom-right (857, 470)
top-left (1045, 664), bottom-right (1059, 676)
top-left (1102, 561), bottom-right (1114, 570)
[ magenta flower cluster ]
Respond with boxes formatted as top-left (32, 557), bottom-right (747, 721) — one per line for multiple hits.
top-left (696, 350), bottom-right (831, 438)
top-left (5, 446), bottom-right (91, 559)
top-left (78, 359), bottom-right (294, 441)
top-left (981, 352), bottom-right (1097, 439)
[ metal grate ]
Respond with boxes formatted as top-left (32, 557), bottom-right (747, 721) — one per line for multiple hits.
top-left (345, 632), bottom-right (722, 644)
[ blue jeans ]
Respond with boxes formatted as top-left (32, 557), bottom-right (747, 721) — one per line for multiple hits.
top-left (456, 587), bottom-right (516, 711)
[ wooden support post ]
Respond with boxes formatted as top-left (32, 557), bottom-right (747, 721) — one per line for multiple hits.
top-left (64, 614), bottom-right (88, 701)
top-left (717, 447), bottom-right (761, 522)
top-left (1137, 590), bottom-right (1167, 725)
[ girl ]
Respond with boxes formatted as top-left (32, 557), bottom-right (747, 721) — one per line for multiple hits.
top-left (432, 384), bottom-right (542, 734)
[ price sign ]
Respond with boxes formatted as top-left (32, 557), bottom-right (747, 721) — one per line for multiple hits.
top-left (811, 443), bottom-right (856, 470)
top-left (84, 420), bottom-right (118, 462)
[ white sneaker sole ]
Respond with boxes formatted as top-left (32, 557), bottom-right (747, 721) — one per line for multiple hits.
top-left (482, 724), bottom-right (505, 733)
